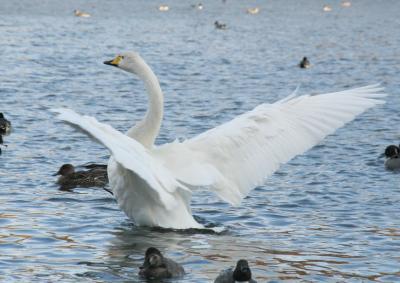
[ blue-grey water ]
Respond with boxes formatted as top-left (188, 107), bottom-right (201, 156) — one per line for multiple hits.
top-left (1, 0), bottom-right (399, 282)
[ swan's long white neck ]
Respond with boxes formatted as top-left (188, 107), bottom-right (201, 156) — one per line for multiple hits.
top-left (126, 58), bottom-right (163, 148)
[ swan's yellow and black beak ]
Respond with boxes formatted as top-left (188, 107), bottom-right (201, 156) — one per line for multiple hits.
top-left (104, 55), bottom-right (122, 67)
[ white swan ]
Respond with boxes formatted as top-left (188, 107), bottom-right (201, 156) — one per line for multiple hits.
top-left (52, 52), bottom-right (385, 229)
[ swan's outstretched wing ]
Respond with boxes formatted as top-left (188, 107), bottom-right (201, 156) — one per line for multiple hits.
top-left (181, 85), bottom-right (386, 205)
top-left (51, 108), bottom-right (189, 211)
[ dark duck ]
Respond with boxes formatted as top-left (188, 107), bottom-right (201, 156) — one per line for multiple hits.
top-left (139, 247), bottom-right (185, 280)
top-left (54, 163), bottom-right (108, 190)
top-left (384, 144), bottom-right (400, 170)
top-left (214, 259), bottom-right (257, 283)
top-left (299, 56), bottom-right (311, 68)
top-left (215, 21), bottom-right (227, 30)
top-left (0, 113), bottom-right (11, 154)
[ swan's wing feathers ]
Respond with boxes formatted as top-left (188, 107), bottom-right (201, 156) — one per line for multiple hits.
top-left (51, 108), bottom-right (187, 210)
top-left (184, 85), bottom-right (385, 205)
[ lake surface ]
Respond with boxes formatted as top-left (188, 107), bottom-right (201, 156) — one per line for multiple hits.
top-left (1, 0), bottom-right (399, 282)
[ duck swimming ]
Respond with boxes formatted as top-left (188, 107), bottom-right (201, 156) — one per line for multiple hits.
top-left (54, 163), bottom-right (108, 190)
top-left (192, 3), bottom-right (203, 10)
top-left (139, 247), bottom-right (185, 280)
top-left (247, 7), bottom-right (260, 14)
top-left (214, 259), bottom-right (257, 283)
top-left (323, 5), bottom-right (332, 12)
top-left (74, 9), bottom-right (91, 18)
top-left (53, 51), bottom-right (385, 229)
top-left (215, 21), bottom-right (227, 30)
top-left (0, 113), bottom-right (11, 136)
top-left (0, 113), bottom-right (11, 154)
top-left (384, 144), bottom-right (400, 170)
top-left (341, 1), bottom-right (351, 7)
top-left (158, 5), bottom-right (169, 11)
top-left (299, 57), bottom-right (311, 68)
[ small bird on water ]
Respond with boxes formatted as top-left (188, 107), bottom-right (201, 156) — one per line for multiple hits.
top-left (215, 21), bottom-right (227, 30)
top-left (139, 247), bottom-right (185, 280)
top-left (0, 113), bottom-right (11, 154)
top-left (158, 5), bottom-right (169, 12)
top-left (299, 57), bottom-right (311, 68)
top-left (0, 113), bottom-right (11, 135)
top-left (384, 144), bottom-right (400, 170)
top-left (214, 259), bottom-right (257, 283)
top-left (246, 7), bottom-right (260, 14)
top-left (74, 9), bottom-right (91, 18)
top-left (323, 4), bottom-right (332, 12)
top-left (54, 163), bottom-right (108, 190)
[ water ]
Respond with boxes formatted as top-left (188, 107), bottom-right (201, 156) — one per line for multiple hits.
top-left (1, 0), bottom-right (400, 282)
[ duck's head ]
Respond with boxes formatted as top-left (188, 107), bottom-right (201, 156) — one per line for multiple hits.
top-left (233, 259), bottom-right (252, 281)
top-left (144, 247), bottom-right (164, 268)
top-left (0, 113), bottom-right (11, 135)
top-left (54, 164), bottom-right (75, 176)
top-left (385, 145), bottom-right (400, 158)
top-left (104, 52), bottom-right (147, 76)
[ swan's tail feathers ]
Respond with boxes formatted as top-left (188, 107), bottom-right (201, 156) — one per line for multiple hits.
top-left (184, 84), bottom-right (386, 205)
top-left (51, 108), bottom-right (189, 211)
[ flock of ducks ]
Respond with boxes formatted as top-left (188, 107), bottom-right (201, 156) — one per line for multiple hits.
top-left (138, 247), bottom-right (257, 282)
top-left (73, 1), bottom-right (353, 33)
top-left (73, 1), bottom-right (354, 22)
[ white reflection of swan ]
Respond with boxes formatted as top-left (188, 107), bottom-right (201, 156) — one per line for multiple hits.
top-left (52, 51), bottom-right (385, 229)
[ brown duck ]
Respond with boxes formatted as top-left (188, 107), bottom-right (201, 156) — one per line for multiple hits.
top-left (54, 163), bottom-right (108, 190)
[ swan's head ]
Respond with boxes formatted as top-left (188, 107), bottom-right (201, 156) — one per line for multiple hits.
top-left (104, 52), bottom-right (145, 75)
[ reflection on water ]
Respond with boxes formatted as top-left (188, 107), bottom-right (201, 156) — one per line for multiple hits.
top-left (1, 0), bottom-right (400, 282)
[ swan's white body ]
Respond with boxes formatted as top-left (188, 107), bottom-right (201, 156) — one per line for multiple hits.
top-left (52, 52), bottom-right (385, 229)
